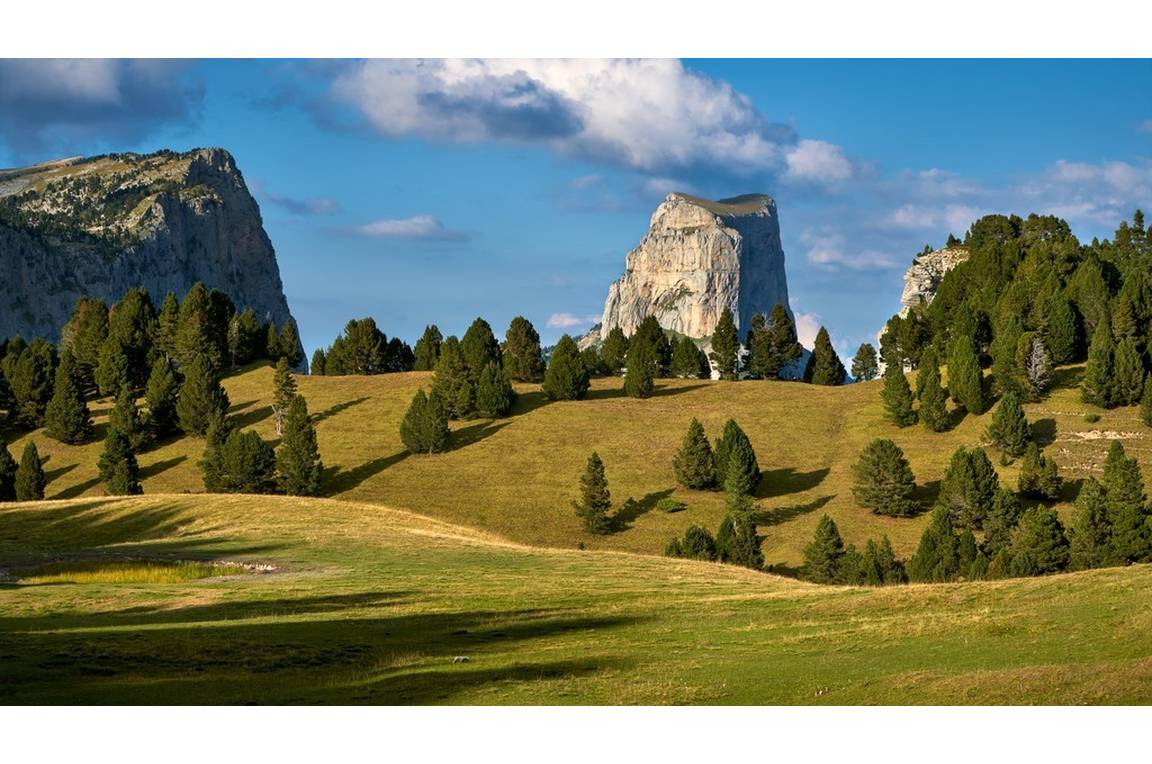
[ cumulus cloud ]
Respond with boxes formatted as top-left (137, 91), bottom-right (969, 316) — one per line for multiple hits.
top-left (0, 59), bottom-right (202, 156)
top-left (792, 310), bottom-right (822, 349)
top-left (801, 228), bottom-right (899, 270)
top-left (265, 193), bottom-right (342, 216)
top-left (884, 203), bottom-right (985, 232)
top-left (353, 215), bottom-right (466, 240)
top-left (1017, 158), bottom-right (1152, 227)
top-left (546, 312), bottom-right (600, 329)
top-left (784, 139), bottom-right (855, 184)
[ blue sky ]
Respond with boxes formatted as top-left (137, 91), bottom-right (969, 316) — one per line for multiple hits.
top-left (1, 59), bottom-right (1149, 360)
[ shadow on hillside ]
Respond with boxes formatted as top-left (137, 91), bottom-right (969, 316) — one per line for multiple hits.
top-left (586, 382), bottom-right (709, 403)
top-left (140, 455), bottom-right (188, 480)
top-left (1031, 418), bottom-right (1057, 447)
top-left (314, 397), bottom-right (370, 423)
top-left (44, 462), bottom-right (77, 484)
top-left (611, 488), bottom-right (674, 532)
top-left (511, 390), bottom-right (550, 416)
top-left (947, 407), bottom-right (968, 430)
top-left (323, 451), bottom-right (409, 493)
top-left (753, 494), bottom-right (833, 527)
top-left (1052, 366), bottom-right (1084, 389)
top-left (913, 479), bottom-right (941, 512)
top-left (451, 420), bottom-right (510, 449)
top-left (51, 476), bottom-right (102, 500)
top-left (755, 467), bottom-right (829, 499)
top-left (230, 401), bottom-right (273, 429)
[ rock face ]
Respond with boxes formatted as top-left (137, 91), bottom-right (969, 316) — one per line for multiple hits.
top-left (898, 245), bottom-right (969, 317)
top-left (0, 148), bottom-right (296, 343)
top-left (594, 192), bottom-right (790, 341)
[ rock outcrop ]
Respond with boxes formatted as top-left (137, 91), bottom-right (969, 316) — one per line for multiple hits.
top-left (593, 192), bottom-right (790, 341)
top-left (898, 245), bottom-right (969, 317)
top-left (0, 148), bottom-right (296, 343)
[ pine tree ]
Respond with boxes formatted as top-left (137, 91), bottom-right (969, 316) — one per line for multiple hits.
top-left (265, 322), bottom-right (281, 361)
top-left (673, 418), bottom-right (717, 490)
top-left (633, 316), bottom-right (673, 376)
top-left (503, 316), bottom-right (544, 382)
top-left (328, 318), bottom-right (386, 374)
top-left (573, 451), bottom-right (612, 534)
top-left (1009, 505), bottom-right (1069, 575)
top-left (98, 428), bottom-right (142, 496)
top-left (881, 363), bottom-right (917, 427)
top-left (803, 515), bottom-right (846, 583)
top-left (432, 336), bottom-right (477, 416)
top-left (851, 438), bottom-right (918, 517)
top-left (990, 321), bottom-right (1023, 399)
top-left (475, 362), bottom-right (515, 417)
top-left (1067, 256), bottom-right (1111, 338)
top-left (9, 340), bottom-right (57, 428)
top-left (1017, 442), bottom-right (1063, 500)
top-left (851, 343), bottom-right (879, 382)
top-left (719, 494), bottom-right (763, 570)
top-left (173, 283), bottom-right (221, 370)
top-left (461, 317), bottom-right (502, 378)
top-left (277, 319), bottom-right (304, 367)
top-left (44, 351), bottom-right (92, 445)
top-left (982, 488), bottom-right (1023, 558)
top-left (1101, 441), bottom-right (1152, 564)
top-left (709, 308), bottom-right (740, 380)
top-left (1042, 292), bottom-right (1080, 364)
top-left (1113, 336), bottom-right (1145, 406)
top-left (765, 304), bottom-right (803, 378)
top-left (61, 297), bottom-right (108, 391)
top-left (542, 335), bottom-right (590, 401)
top-left (0, 436), bottom-right (18, 501)
top-left (156, 292), bottom-right (181, 360)
top-left (199, 428), bottom-right (277, 494)
top-left (580, 347), bottom-right (608, 378)
top-left (1081, 320), bottom-right (1118, 407)
top-left (277, 395), bottom-right (324, 496)
top-left (109, 388), bottom-right (145, 451)
top-left (676, 525), bottom-right (718, 561)
top-left (908, 505), bottom-right (962, 582)
top-left (144, 357), bottom-right (179, 438)
top-left (107, 287), bottom-right (157, 388)
top-left (1068, 478), bottom-right (1112, 570)
top-left (177, 354), bottom-right (230, 436)
top-left (412, 325), bottom-right (443, 371)
top-left (917, 356), bottom-right (950, 432)
top-left (937, 446), bottom-right (999, 529)
top-left (804, 326), bottom-right (846, 385)
top-left (399, 389), bottom-right (450, 454)
top-left (623, 335), bottom-right (658, 398)
top-left (860, 536), bottom-right (907, 585)
top-left (14, 441), bottom-right (46, 501)
top-left (96, 336), bottom-right (130, 399)
top-left (310, 348), bottom-right (327, 376)
top-left (271, 358), bottom-right (298, 436)
top-left (985, 391), bottom-right (1030, 457)
top-left (670, 336), bottom-right (710, 379)
top-left (1016, 332), bottom-right (1053, 402)
top-left (948, 335), bottom-right (986, 414)
top-left (227, 308), bottom-right (264, 367)
top-left (600, 326), bottom-right (629, 375)
top-left (713, 419), bottom-right (759, 496)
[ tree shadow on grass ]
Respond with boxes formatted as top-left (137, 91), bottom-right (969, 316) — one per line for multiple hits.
top-left (50, 477), bottom-right (102, 500)
top-left (313, 397), bottom-right (370, 423)
top-left (511, 389), bottom-right (550, 417)
top-left (585, 382), bottom-right (708, 403)
top-left (611, 488), bottom-right (674, 532)
top-left (44, 462), bottom-right (77, 484)
top-left (323, 451), bottom-right (409, 494)
top-left (755, 467), bottom-right (830, 499)
top-left (230, 403), bottom-right (273, 430)
top-left (139, 455), bottom-right (187, 480)
top-left (450, 420), bottom-right (510, 449)
top-left (1031, 418), bottom-right (1057, 447)
top-left (1051, 366), bottom-right (1084, 389)
top-left (752, 495), bottom-right (834, 527)
top-left (912, 479), bottom-right (941, 511)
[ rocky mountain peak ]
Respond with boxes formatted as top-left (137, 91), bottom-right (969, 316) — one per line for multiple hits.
top-left (898, 245), bottom-right (969, 317)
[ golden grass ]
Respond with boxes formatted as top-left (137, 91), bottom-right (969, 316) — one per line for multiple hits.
top-left (18, 559), bottom-right (229, 585)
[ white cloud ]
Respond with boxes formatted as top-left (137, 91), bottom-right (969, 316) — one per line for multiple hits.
top-left (801, 228), bottom-right (899, 270)
top-left (784, 139), bottom-right (854, 184)
top-left (353, 215), bottom-right (465, 240)
top-left (546, 312), bottom-right (600, 329)
top-left (884, 203), bottom-right (984, 232)
top-left (793, 310), bottom-right (822, 349)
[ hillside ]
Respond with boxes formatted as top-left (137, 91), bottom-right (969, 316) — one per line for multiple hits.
top-left (4, 361), bottom-right (1148, 566)
top-left (1, 493), bottom-right (1150, 704)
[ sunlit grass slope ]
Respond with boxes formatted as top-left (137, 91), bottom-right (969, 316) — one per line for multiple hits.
top-left (2, 494), bottom-right (1150, 704)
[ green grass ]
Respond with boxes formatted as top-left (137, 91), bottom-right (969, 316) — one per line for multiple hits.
top-left (1, 494), bottom-right (1150, 704)
top-left (16, 559), bottom-right (236, 585)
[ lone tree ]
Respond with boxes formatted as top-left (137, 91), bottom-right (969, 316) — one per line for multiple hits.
top-left (412, 325), bottom-right (443, 371)
top-left (985, 391), bottom-right (1030, 457)
top-left (573, 451), bottom-right (612, 534)
top-left (1068, 478), bottom-right (1112, 571)
top-left (475, 362), bottom-right (516, 418)
top-left (277, 395), bottom-right (324, 496)
top-left (0, 436), bottom-right (18, 501)
top-left (881, 362), bottom-right (917, 427)
top-left (503, 316), bottom-right (545, 382)
top-left (916, 355), bottom-right (950, 432)
top-left (432, 336), bottom-right (476, 417)
top-left (714, 419), bottom-right (759, 496)
top-left (851, 343), bottom-right (879, 382)
top-left (144, 357), bottom-right (179, 438)
top-left (673, 418), bottom-right (717, 490)
top-left (623, 335), bottom-right (658, 398)
top-left (948, 335), bottom-right (987, 414)
top-left (271, 357), bottom-right (298, 436)
top-left (14, 441), bottom-right (46, 501)
top-left (44, 350), bottom-right (93, 445)
top-left (937, 446), bottom-right (999, 529)
top-left (709, 307), bottom-right (740, 380)
top-left (200, 428), bottom-right (277, 494)
top-left (1081, 320), bottom-right (1117, 407)
top-left (1017, 442), bottom-right (1062, 500)
top-left (98, 428), bottom-right (142, 496)
top-left (804, 326), bottom-right (846, 385)
top-left (716, 495), bottom-right (763, 570)
top-left (177, 354), bottom-right (230, 436)
top-left (600, 326), bottom-right (629, 375)
top-left (542, 335), bottom-right (590, 401)
top-left (851, 438), bottom-right (918, 517)
top-left (803, 515), bottom-right (846, 583)
top-left (399, 389), bottom-right (450, 454)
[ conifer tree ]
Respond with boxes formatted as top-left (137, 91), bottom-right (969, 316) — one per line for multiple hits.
top-left (709, 308), bottom-right (740, 380)
top-left (0, 436), bottom-right (18, 501)
top-left (14, 441), bottom-right (46, 501)
top-left (1081, 320), bottom-right (1118, 407)
top-left (1009, 505), bottom-right (1069, 575)
top-left (542, 335), bottom-right (590, 401)
top-left (432, 336), bottom-right (477, 416)
top-left (110, 388), bottom-right (145, 451)
top-left (96, 336), bottom-right (131, 399)
top-left (673, 418), bottom-right (717, 490)
top-left (982, 488), bottom-right (1023, 558)
top-left (9, 340), bottom-right (57, 428)
top-left (851, 438), bottom-right (918, 517)
top-left (1017, 442), bottom-right (1063, 500)
top-left (985, 391), bottom-right (1030, 457)
top-left (199, 428), bottom-right (277, 494)
top-left (765, 304), bottom-right (803, 378)
top-left (412, 325), bottom-right (443, 371)
top-left (937, 446), bottom-right (999, 529)
top-left (503, 316), bottom-right (545, 382)
top-left (948, 335), bottom-right (986, 414)
top-left (573, 451), bottom-right (612, 534)
top-left (718, 494), bottom-right (763, 570)
top-left (271, 358), bottom-right (298, 436)
top-left (98, 428), bottom-right (142, 496)
top-left (61, 297), bottom-right (108, 391)
top-left (714, 419), bottom-right (759, 496)
top-left (144, 357), bottom-right (179, 438)
top-left (277, 319), bottom-right (304, 367)
top-left (1113, 336), bottom-right (1145, 406)
top-left (670, 336), bottom-right (710, 379)
top-left (227, 308), bottom-right (264, 367)
top-left (580, 347), bottom-right (608, 378)
top-left (277, 395), bottom-right (324, 495)
top-left (881, 362), bottom-right (917, 427)
top-left (475, 362), bottom-right (515, 417)
top-left (44, 351), bottom-right (92, 445)
top-left (804, 326), bottom-right (846, 385)
top-left (1042, 293), bottom-right (1079, 364)
top-left (461, 317), bottom-right (502, 379)
top-left (1016, 332), bottom-right (1053, 402)
top-left (1101, 441), bottom-right (1152, 563)
top-left (174, 283), bottom-right (223, 370)
top-left (676, 525), bottom-right (718, 561)
top-left (156, 292), bottom-right (181, 359)
top-left (399, 389), bottom-right (450, 454)
top-left (600, 326), bottom-right (629, 376)
top-left (744, 313), bottom-right (770, 379)
top-left (803, 515), bottom-right (846, 583)
top-left (917, 355), bottom-right (950, 432)
top-left (177, 354), bottom-right (230, 436)
top-left (1068, 478), bottom-right (1112, 570)
top-left (265, 322), bottom-right (281, 361)
top-left (851, 343), bottom-right (879, 382)
top-left (1067, 256), bottom-right (1111, 338)
top-left (860, 536), bottom-right (907, 585)
top-left (623, 336), bottom-right (658, 398)
top-left (990, 321), bottom-right (1023, 399)
top-left (310, 348), bottom-right (327, 376)
top-left (633, 316), bottom-right (673, 376)
top-left (0, 366), bottom-right (12, 422)
top-left (908, 505), bottom-right (962, 582)
top-left (107, 286), bottom-right (157, 388)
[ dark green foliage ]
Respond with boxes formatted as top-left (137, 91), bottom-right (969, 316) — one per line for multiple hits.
top-left (982, 488), bottom-right (1024, 558)
top-left (156, 292), bottom-right (180, 359)
top-left (623, 336), bottom-right (657, 399)
top-left (1081, 320), bottom-right (1117, 407)
top-left (1143, 375), bottom-right (1152, 425)
top-left (803, 326), bottom-right (846, 385)
top-left (0, 436), bottom-right (18, 501)
top-left (632, 316), bottom-right (672, 376)
top-left (908, 506), bottom-right (963, 582)
top-left (200, 428), bottom-right (277, 494)
top-left (881, 310), bottom-right (931, 370)
top-left (916, 354), bottom-right (950, 432)
top-left (714, 420), bottom-right (759, 496)
top-left (276, 319), bottom-right (305, 368)
top-left (144, 357), bottom-right (179, 438)
top-left (947, 335), bottom-right (986, 414)
top-left (277, 395), bottom-right (324, 496)
top-left (109, 388), bottom-right (145, 451)
top-left (984, 391), bottom-right (1030, 457)
top-left (176, 355), bottom-right (230, 436)
top-left (673, 418), bottom-right (717, 490)
top-left (1068, 479), bottom-right (1112, 570)
top-left (98, 428), bottom-right (142, 496)
top-left (858, 536), bottom-right (907, 585)
top-left (1016, 332), bottom-right (1052, 401)
top-left (310, 348), bottom-right (327, 376)
top-left (1042, 293), bottom-right (1079, 364)
top-left (600, 326), bottom-right (629, 375)
top-left (670, 336), bottom-right (710, 379)
top-left (14, 441), bottom-right (46, 501)
top-left (1068, 257), bottom-right (1111, 338)
top-left (573, 451), bottom-right (612, 534)
top-left (709, 308), bottom-right (740, 380)
top-left (803, 514), bottom-right (846, 583)
top-left (399, 389), bottom-right (450, 455)
top-left (272, 358), bottom-right (298, 436)
top-left (1113, 336), bottom-right (1145, 405)
top-left (503, 316), bottom-right (544, 382)
top-left (716, 494), bottom-right (763, 570)
top-left (227, 308), bottom-right (265, 367)
top-left (412, 325), bottom-right (443, 371)
top-left (881, 363), bottom-right (917, 427)
top-left (542, 335), bottom-right (590, 401)
top-left (851, 343), bottom-right (879, 382)
top-left (107, 287), bottom-right (157, 388)
top-left (743, 313), bottom-right (771, 379)
top-left (174, 283), bottom-right (225, 370)
top-left (1017, 443), bottom-right (1062, 500)
top-left (475, 362), bottom-right (515, 418)
top-left (1009, 505), bottom-right (1069, 575)
top-left (43, 351), bottom-right (92, 444)
top-left (1101, 441), bottom-right (1152, 564)
top-left (1110, 270), bottom-right (1150, 342)
top-left (851, 438), bottom-right (918, 517)
top-left (327, 318), bottom-right (385, 374)
top-left (432, 336), bottom-right (476, 417)
top-left (9, 339), bottom-right (57, 428)
top-left (96, 336), bottom-right (130, 398)
top-left (461, 317), bottom-right (502, 378)
top-left (666, 525), bottom-right (718, 561)
top-left (989, 321), bottom-right (1022, 398)
top-left (61, 297), bottom-right (108, 390)
top-left (0, 365), bottom-right (13, 421)
top-left (580, 347), bottom-right (608, 377)
top-left (937, 446), bottom-right (999, 529)
top-left (761, 304), bottom-right (803, 378)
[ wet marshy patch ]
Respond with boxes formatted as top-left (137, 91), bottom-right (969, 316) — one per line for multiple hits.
top-left (10, 558), bottom-right (276, 585)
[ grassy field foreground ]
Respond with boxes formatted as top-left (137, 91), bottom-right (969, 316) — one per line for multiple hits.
top-left (1, 494), bottom-right (1151, 704)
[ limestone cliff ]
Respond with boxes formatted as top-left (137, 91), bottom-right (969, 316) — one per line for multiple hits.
top-left (593, 192), bottom-right (790, 341)
top-left (898, 245), bottom-right (969, 317)
top-left (0, 148), bottom-right (296, 343)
